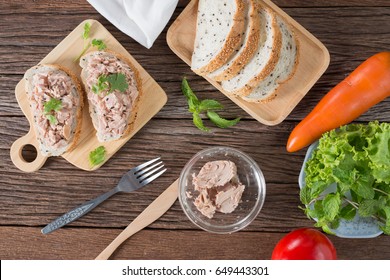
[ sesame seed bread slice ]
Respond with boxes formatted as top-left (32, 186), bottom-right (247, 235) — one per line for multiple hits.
top-left (241, 17), bottom-right (299, 103)
top-left (24, 64), bottom-right (83, 156)
top-left (191, 0), bottom-right (246, 75)
top-left (208, 0), bottom-right (261, 82)
top-left (220, 6), bottom-right (281, 95)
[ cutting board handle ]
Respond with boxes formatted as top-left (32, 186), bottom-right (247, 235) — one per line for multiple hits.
top-left (10, 130), bottom-right (48, 172)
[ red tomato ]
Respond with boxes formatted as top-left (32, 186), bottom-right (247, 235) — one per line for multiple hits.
top-left (271, 228), bottom-right (337, 260)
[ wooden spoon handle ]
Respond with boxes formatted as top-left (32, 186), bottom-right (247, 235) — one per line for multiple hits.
top-left (95, 179), bottom-right (179, 260)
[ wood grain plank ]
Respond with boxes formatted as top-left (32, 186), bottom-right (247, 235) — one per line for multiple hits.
top-left (1, 117), bottom-right (312, 230)
top-left (1, 0), bottom-right (390, 261)
top-left (1, 226), bottom-right (389, 260)
top-left (0, 7), bottom-right (389, 121)
top-left (1, 0), bottom-right (389, 14)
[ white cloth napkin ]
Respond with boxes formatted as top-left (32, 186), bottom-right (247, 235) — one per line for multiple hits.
top-left (87, 0), bottom-right (178, 49)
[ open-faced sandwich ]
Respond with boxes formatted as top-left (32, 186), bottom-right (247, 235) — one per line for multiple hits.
top-left (24, 64), bottom-right (83, 156)
top-left (80, 51), bottom-right (142, 142)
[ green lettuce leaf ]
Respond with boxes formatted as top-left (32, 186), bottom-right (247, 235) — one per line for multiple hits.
top-left (301, 121), bottom-right (390, 234)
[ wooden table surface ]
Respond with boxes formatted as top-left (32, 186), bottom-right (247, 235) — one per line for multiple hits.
top-left (1, 0), bottom-right (390, 260)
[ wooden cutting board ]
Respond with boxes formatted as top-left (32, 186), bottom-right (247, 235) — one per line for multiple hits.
top-left (167, 0), bottom-right (330, 126)
top-left (11, 20), bottom-right (167, 172)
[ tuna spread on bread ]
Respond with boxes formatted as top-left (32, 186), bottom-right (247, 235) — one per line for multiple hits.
top-left (25, 65), bottom-right (83, 156)
top-left (80, 51), bottom-right (141, 142)
top-left (192, 160), bottom-right (245, 218)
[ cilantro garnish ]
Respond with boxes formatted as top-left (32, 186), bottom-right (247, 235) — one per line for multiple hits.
top-left (92, 73), bottom-right (128, 95)
top-left (43, 98), bottom-right (62, 124)
top-left (92, 39), bottom-right (107, 51)
top-left (89, 146), bottom-right (106, 167)
top-left (74, 22), bottom-right (107, 62)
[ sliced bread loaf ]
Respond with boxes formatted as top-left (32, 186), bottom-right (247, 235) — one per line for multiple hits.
top-left (80, 51), bottom-right (142, 142)
top-left (191, 0), bottom-right (246, 75)
top-left (208, 0), bottom-right (261, 82)
top-left (220, 6), bottom-right (281, 95)
top-left (242, 17), bottom-right (299, 103)
top-left (24, 64), bottom-right (83, 156)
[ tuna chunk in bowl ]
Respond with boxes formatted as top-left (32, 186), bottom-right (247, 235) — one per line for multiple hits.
top-left (179, 147), bottom-right (266, 234)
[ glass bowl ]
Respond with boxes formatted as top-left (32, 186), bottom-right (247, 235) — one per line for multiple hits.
top-left (178, 146), bottom-right (266, 234)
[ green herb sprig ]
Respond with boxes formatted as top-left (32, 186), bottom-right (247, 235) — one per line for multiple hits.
top-left (92, 39), bottom-right (107, 51)
top-left (89, 146), bottom-right (106, 167)
top-left (92, 73), bottom-right (129, 95)
top-left (300, 121), bottom-right (390, 235)
top-left (74, 22), bottom-right (107, 62)
top-left (181, 78), bottom-right (240, 131)
top-left (43, 98), bottom-right (62, 124)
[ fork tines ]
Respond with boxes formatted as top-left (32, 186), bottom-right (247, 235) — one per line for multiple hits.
top-left (133, 157), bottom-right (166, 185)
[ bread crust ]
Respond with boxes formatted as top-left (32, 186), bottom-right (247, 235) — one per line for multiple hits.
top-left (211, 0), bottom-right (261, 82)
top-left (232, 7), bottom-right (282, 96)
top-left (80, 50), bottom-right (142, 142)
top-left (242, 21), bottom-right (300, 103)
top-left (24, 64), bottom-right (84, 156)
top-left (192, 0), bottom-right (247, 75)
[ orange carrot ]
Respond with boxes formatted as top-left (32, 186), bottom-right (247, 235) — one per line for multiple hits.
top-left (287, 52), bottom-right (390, 152)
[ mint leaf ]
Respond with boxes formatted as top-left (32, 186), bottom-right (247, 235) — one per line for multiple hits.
top-left (181, 78), bottom-right (199, 102)
top-left (359, 197), bottom-right (386, 217)
top-left (106, 73), bottom-right (128, 93)
top-left (350, 172), bottom-right (375, 199)
top-left (299, 186), bottom-right (311, 205)
top-left (322, 193), bottom-right (341, 220)
top-left (89, 146), bottom-right (106, 167)
top-left (192, 112), bottom-right (209, 132)
top-left (206, 111), bottom-right (240, 129)
top-left (181, 78), bottom-right (200, 112)
top-left (199, 99), bottom-right (223, 112)
top-left (358, 199), bottom-right (379, 217)
top-left (92, 39), bottom-right (107, 51)
top-left (339, 204), bottom-right (356, 220)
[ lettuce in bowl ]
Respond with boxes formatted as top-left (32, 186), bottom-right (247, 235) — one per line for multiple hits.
top-left (300, 121), bottom-right (390, 235)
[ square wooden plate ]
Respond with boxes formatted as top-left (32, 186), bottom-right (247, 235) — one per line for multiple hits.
top-left (11, 19), bottom-right (167, 172)
top-left (167, 0), bottom-right (330, 125)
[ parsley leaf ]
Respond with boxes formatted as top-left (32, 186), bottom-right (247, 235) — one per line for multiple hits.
top-left (44, 98), bottom-right (62, 113)
top-left (92, 39), bottom-right (107, 51)
top-left (89, 146), bottom-right (106, 167)
top-left (181, 78), bottom-right (240, 131)
top-left (74, 22), bottom-right (107, 62)
top-left (106, 73), bottom-right (128, 93)
top-left (46, 114), bottom-right (57, 125)
top-left (82, 22), bottom-right (91, 40)
top-left (92, 75), bottom-right (108, 94)
top-left (43, 98), bottom-right (62, 124)
top-left (92, 73), bottom-right (128, 94)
